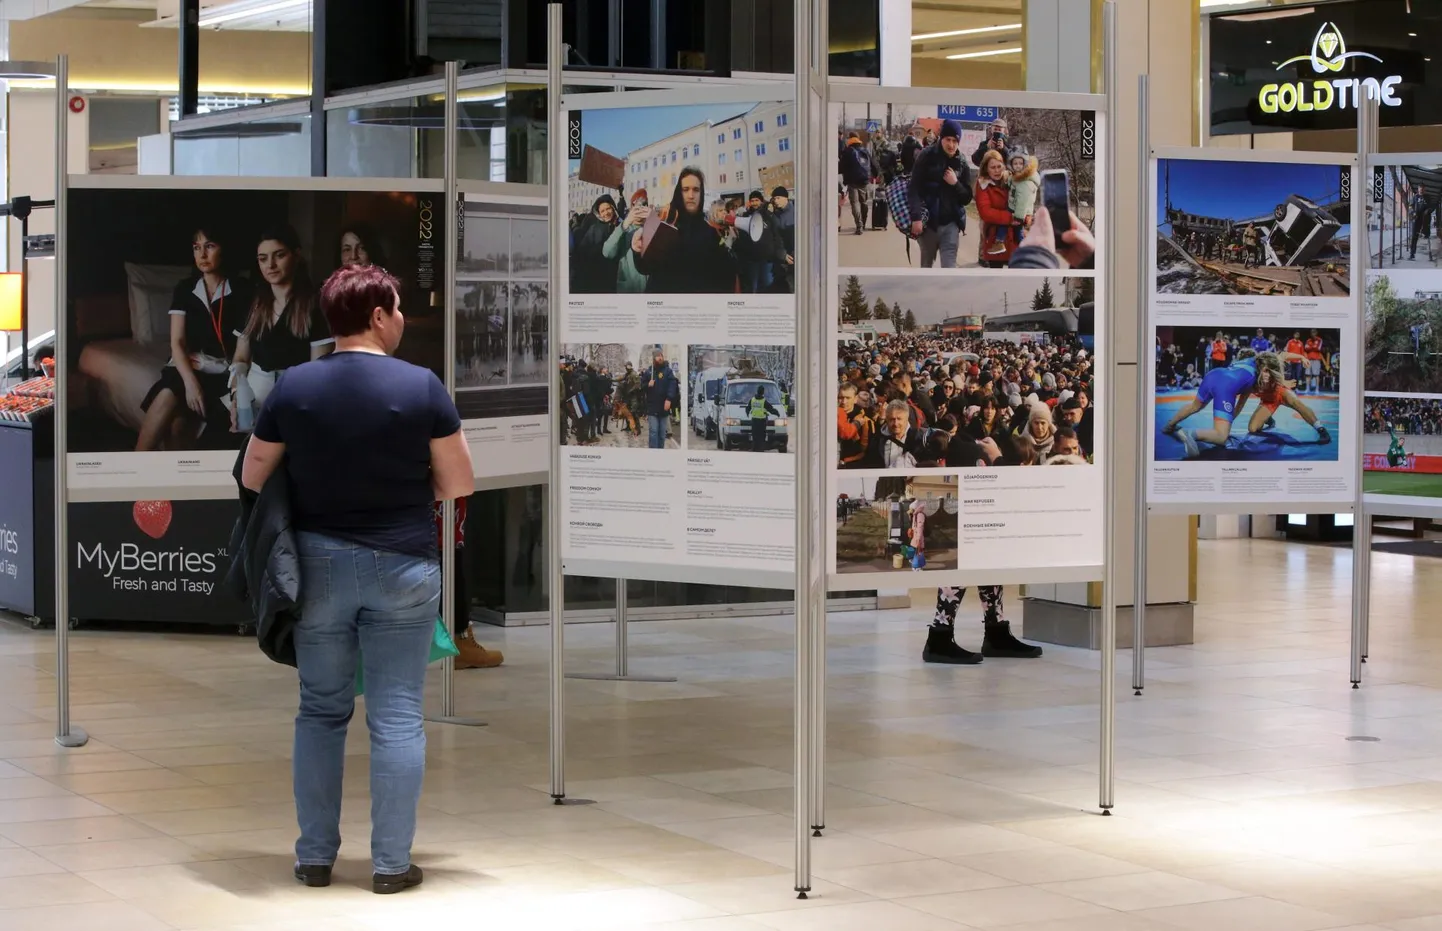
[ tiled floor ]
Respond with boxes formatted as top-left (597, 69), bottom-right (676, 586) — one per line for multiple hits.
top-left (1, 537), bottom-right (1441, 929)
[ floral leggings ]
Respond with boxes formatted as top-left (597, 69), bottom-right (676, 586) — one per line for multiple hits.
top-left (932, 586), bottom-right (1003, 630)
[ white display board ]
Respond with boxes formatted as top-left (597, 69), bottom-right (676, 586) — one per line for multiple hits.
top-left (556, 87), bottom-right (799, 587)
top-left (1145, 148), bottom-right (1360, 514)
top-left (1360, 154), bottom-right (1442, 517)
top-left (824, 86), bottom-right (1107, 589)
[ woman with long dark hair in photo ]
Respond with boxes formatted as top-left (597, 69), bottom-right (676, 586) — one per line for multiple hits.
top-left (136, 227), bottom-right (253, 451)
top-left (231, 226), bottom-right (333, 428)
top-left (340, 222), bottom-right (386, 268)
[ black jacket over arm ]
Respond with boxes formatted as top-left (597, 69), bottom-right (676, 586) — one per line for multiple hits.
top-left (226, 445), bottom-right (301, 667)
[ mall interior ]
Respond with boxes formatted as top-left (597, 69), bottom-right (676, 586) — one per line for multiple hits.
top-left (4, 0), bottom-right (1442, 928)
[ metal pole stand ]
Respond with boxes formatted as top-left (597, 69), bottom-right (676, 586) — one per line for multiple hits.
top-left (1098, 0), bottom-right (1118, 816)
top-left (567, 580), bottom-right (676, 682)
top-left (1132, 71), bottom-right (1151, 699)
top-left (1350, 96), bottom-right (1377, 690)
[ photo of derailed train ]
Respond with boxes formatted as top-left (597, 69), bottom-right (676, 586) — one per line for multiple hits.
top-left (1156, 157), bottom-right (1351, 297)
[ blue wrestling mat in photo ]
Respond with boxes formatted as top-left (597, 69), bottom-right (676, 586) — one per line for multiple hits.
top-left (1154, 390), bottom-right (1342, 462)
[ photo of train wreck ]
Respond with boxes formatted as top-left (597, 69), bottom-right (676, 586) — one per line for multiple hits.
top-left (1156, 158), bottom-right (1351, 297)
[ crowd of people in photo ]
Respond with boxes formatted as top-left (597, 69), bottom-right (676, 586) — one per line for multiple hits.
top-left (568, 178), bottom-right (796, 295)
top-left (134, 223), bottom-right (392, 451)
top-left (1156, 328), bottom-right (1338, 395)
top-left (1171, 222), bottom-right (1267, 268)
top-left (558, 348), bottom-right (680, 449)
top-left (837, 333), bottom-right (1095, 469)
top-left (1366, 397), bottom-right (1442, 436)
top-left (837, 115), bottom-right (1095, 271)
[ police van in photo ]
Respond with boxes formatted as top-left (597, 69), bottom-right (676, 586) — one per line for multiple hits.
top-left (690, 365), bottom-right (731, 440)
top-left (713, 367), bottom-right (791, 452)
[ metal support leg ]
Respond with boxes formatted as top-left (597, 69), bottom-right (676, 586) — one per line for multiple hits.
top-left (567, 580), bottom-right (676, 681)
top-left (1351, 97), bottom-right (1376, 689)
top-left (1132, 72), bottom-right (1151, 699)
top-left (52, 54), bottom-right (86, 751)
top-left (547, 3), bottom-right (568, 805)
top-left (1098, 0), bottom-right (1117, 814)
top-left (810, 596), bottom-right (825, 836)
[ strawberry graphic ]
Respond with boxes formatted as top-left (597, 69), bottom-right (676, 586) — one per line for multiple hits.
top-left (133, 500), bottom-right (173, 540)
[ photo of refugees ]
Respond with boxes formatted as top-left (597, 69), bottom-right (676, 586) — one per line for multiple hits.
top-left (559, 343), bottom-right (683, 450)
top-left (1365, 272), bottom-right (1442, 395)
top-left (66, 186), bottom-right (443, 454)
top-left (1156, 158), bottom-right (1352, 297)
top-left (1364, 397), bottom-right (1442, 499)
top-left (1154, 325), bottom-right (1340, 462)
top-left (836, 274), bottom-right (1096, 469)
top-left (456, 200), bottom-right (548, 420)
top-left (832, 102), bottom-right (1097, 271)
top-left (1369, 165), bottom-right (1442, 271)
top-left (567, 101), bottom-right (796, 295)
top-left (687, 345), bottom-right (797, 453)
top-left (835, 474), bottom-right (958, 574)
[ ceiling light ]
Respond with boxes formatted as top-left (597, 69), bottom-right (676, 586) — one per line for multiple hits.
top-left (912, 23), bottom-right (1021, 42)
top-left (199, 0), bottom-right (308, 28)
top-left (0, 61), bottom-right (54, 80)
top-left (946, 47), bottom-right (1023, 60)
top-left (1410, 32), bottom-right (1419, 36)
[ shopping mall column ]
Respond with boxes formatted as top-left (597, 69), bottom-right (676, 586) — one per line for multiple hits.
top-left (1019, 0), bottom-right (1198, 651)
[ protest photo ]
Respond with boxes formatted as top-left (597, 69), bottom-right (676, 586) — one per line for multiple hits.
top-left (1366, 271), bottom-right (1442, 395)
top-left (835, 474), bottom-right (958, 575)
top-left (566, 101), bottom-right (796, 295)
top-left (1156, 158), bottom-right (1351, 297)
top-left (832, 102), bottom-right (1097, 271)
top-left (687, 345), bottom-right (796, 453)
top-left (836, 274), bottom-right (1096, 469)
top-left (559, 343), bottom-right (683, 450)
top-left (1154, 325), bottom-right (1340, 462)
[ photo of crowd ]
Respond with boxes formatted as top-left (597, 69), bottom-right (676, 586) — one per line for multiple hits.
top-left (687, 345), bottom-right (796, 453)
top-left (559, 343), bottom-right (683, 450)
top-left (832, 103), bottom-right (1097, 271)
top-left (1363, 397), bottom-right (1442, 499)
top-left (836, 275), bottom-right (1096, 469)
top-left (1156, 158), bottom-right (1351, 297)
top-left (1365, 273), bottom-right (1442, 395)
top-left (567, 101), bottom-right (796, 295)
top-left (1370, 164), bottom-right (1442, 271)
top-left (1154, 325), bottom-right (1340, 462)
top-left (67, 187), bottom-right (443, 454)
top-left (835, 474), bottom-right (958, 575)
top-left (456, 199), bottom-right (548, 421)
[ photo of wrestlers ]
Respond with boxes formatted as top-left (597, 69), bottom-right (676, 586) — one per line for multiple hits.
top-left (1370, 165), bottom-right (1442, 271)
top-left (559, 343), bottom-right (683, 450)
top-left (835, 474), bottom-right (958, 574)
top-left (1364, 396), bottom-right (1442, 499)
top-left (686, 345), bottom-right (796, 453)
top-left (833, 102), bottom-right (1097, 271)
top-left (1366, 272), bottom-right (1442, 395)
top-left (66, 187), bottom-right (443, 453)
top-left (1154, 325), bottom-right (1340, 462)
top-left (456, 199), bottom-right (548, 420)
top-left (1156, 158), bottom-right (1352, 297)
top-left (566, 100), bottom-right (797, 295)
top-left (837, 274), bottom-right (1095, 469)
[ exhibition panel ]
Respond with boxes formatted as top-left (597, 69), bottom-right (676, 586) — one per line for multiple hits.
top-left (826, 85), bottom-right (1108, 589)
top-left (1146, 148), bottom-right (1361, 515)
top-left (1361, 154), bottom-right (1442, 516)
top-left (555, 85), bottom-right (799, 590)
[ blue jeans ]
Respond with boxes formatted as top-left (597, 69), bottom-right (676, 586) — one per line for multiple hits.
top-left (740, 260), bottom-right (773, 294)
top-left (292, 532), bottom-right (440, 875)
top-left (919, 222), bottom-right (961, 268)
top-left (648, 414), bottom-right (668, 448)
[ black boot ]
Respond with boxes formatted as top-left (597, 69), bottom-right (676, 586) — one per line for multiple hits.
top-left (922, 625), bottom-right (983, 665)
top-left (982, 620), bottom-right (1043, 658)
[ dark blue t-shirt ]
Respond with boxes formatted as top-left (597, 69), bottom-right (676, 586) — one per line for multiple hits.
top-left (253, 351), bottom-right (462, 559)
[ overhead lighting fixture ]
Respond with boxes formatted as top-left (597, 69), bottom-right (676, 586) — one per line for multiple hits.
top-left (912, 23), bottom-right (1021, 42)
top-left (946, 47), bottom-right (1023, 60)
top-left (0, 61), bottom-right (55, 80)
top-left (199, 0), bottom-right (309, 28)
top-left (1223, 7), bottom-right (1316, 22)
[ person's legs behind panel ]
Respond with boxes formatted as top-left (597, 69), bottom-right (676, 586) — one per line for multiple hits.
top-left (978, 585), bottom-right (1043, 658)
top-left (923, 587), bottom-right (982, 665)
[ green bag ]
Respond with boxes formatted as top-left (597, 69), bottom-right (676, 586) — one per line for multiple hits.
top-left (354, 618), bottom-right (460, 696)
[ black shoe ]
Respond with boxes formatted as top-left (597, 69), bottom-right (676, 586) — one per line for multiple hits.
top-left (982, 620), bottom-right (1043, 658)
top-left (294, 863), bottom-right (332, 887)
top-left (373, 864), bottom-right (424, 895)
top-left (922, 625), bottom-right (983, 665)
top-left (1317, 425), bottom-right (1332, 444)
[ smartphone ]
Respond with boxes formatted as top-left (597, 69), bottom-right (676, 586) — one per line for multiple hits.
top-left (1041, 169), bottom-right (1071, 248)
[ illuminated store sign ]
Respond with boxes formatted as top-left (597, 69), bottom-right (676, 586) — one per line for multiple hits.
top-left (1258, 23), bottom-right (1403, 114)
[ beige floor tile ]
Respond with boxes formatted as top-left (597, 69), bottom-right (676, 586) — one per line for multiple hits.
top-left (747, 900), bottom-right (971, 930)
top-left (594, 850), bottom-right (787, 885)
top-left (0, 814), bottom-right (164, 846)
top-left (0, 871), bottom-right (115, 908)
top-left (0, 795), bottom-right (115, 824)
top-left (1133, 895), bottom-right (1353, 930)
top-left (952, 845), bottom-right (1149, 884)
top-left (78, 858), bottom-right (280, 898)
top-left (131, 803), bottom-right (298, 836)
top-left (32, 835), bottom-right (216, 872)
top-left (6, 752), bottom-right (164, 777)
top-left (817, 857), bottom-right (1014, 899)
top-left (1038, 870), bottom-right (1246, 911)
top-left (667, 875), bottom-right (873, 914)
top-left (872, 824), bottom-right (1058, 859)
top-left (898, 885), bottom-right (1117, 927)
top-left (0, 846), bottom-right (68, 877)
top-left (46, 768), bottom-right (207, 795)
top-left (0, 900), bottom-right (172, 931)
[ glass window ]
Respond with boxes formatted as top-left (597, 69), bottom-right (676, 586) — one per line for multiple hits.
top-left (734, 149), bottom-right (742, 162)
top-left (777, 113), bottom-right (788, 127)
top-left (778, 137), bottom-right (790, 152)
top-left (733, 128), bottom-right (741, 140)
top-left (754, 121), bottom-right (763, 133)
top-left (718, 152), bottom-right (726, 164)
top-left (756, 143), bottom-right (765, 156)
top-left (720, 173), bottom-right (727, 183)
top-left (736, 170), bottom-right (744, 182)
top-left (717, 133), bottom-right (724, 144)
